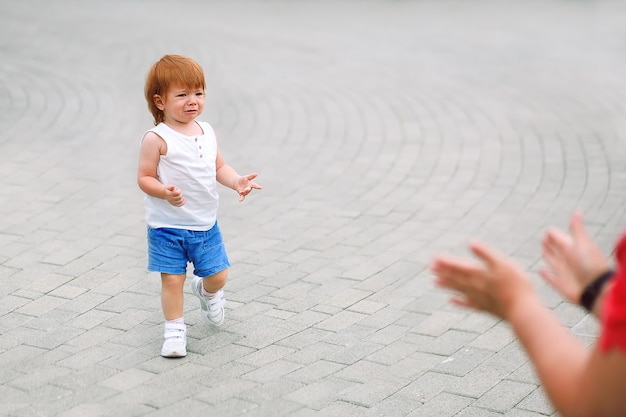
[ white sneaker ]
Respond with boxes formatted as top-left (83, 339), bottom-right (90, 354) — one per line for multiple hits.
top-left (161, 323), bottom-right (187, 358)
top-left (191, 275), bottom-right (225, 326)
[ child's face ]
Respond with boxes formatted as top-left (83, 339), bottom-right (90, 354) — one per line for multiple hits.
top-left (156, 83), bottom-right (205, 125)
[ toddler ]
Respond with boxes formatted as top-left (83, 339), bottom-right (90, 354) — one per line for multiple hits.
top-left (138, 54), bottom-right (261, 357)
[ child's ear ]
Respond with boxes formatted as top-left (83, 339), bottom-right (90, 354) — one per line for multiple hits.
top-left (153, 95), bottom-right (165, 110)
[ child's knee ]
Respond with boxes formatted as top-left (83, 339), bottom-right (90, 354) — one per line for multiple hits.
top-left (161, 273), bottom-right (186, 289)
top-left (204, 269), bottom-right (228, 288)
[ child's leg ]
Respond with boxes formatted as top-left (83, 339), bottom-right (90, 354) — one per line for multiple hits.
top-left (160, 273), bottom-right (187, 357)
top-left (146, 227), bottom-right (189, 357)
top-left (161, 273), bottom-right (186, 320)
top-left (188, 223), bottom-right (230, 326)
top-left (191, 268), bottom-right (228, 326)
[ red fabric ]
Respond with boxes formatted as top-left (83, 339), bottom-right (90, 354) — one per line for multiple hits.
top-left (600, 234), bottom-right (626, 352)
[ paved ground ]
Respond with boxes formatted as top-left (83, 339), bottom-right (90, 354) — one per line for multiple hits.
top-left (2, 0), bottom-right (626, 416)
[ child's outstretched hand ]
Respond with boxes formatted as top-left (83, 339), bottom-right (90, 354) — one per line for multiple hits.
top-left (540, 212), bottom-right (609, 304)
top-left (164, 185), bottom-right (185, 207)
top-left (235, 173), bottom-right (262, 202)
top-left (432, 241), bottom-right (535, 321)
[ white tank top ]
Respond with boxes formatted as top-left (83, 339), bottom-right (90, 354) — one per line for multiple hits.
top-left (143, 121), bottom-right (219, 231)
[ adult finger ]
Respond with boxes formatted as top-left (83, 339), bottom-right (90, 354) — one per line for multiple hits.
top-left (541, 247), bottom-right (561, 271)
top-left (542, 230), bottom-right (571, 262)
top-left (431, 255), bottom-right (479, 277)
top-left (543, 228), bottom-right (571, 249)
top-left (569, 211), bottom-right (589, 242)
top-left (539, 267), bottom-right (557, 287)
top-left (432, 258), bottom-right (486, 296)
top-left (469, 241), bottom-right (501, 267)
top-left (450, 294), bottom-right (481, 311)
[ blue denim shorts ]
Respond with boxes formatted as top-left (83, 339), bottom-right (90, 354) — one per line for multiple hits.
top-left (147, 222), bottom-right (230, 277)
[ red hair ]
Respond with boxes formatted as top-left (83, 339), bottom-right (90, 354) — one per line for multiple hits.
top-left (144, 55), bottom-right (206, 125)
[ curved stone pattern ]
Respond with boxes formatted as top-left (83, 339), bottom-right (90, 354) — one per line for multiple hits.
top-left (1, 1), bottom-right (626, 416)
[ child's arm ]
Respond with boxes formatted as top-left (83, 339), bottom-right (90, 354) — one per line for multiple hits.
top-left (215, 146), bottom-right (262, 202)
top-left (137, 132), bottom-right (185, 206)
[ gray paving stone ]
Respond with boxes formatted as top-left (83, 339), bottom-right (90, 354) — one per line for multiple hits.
top-left (277, 327), bottom-right (333, 350)
top-left (285, 359), bottom-right (345, 385)
top-left (451, 367), bottom-right (511, 400)
top-left (505, 409), bottom-right (556, 417)
top-left (242, 359), bottom-right (302, 383)
top-left (102, 308), bottom-right (154, 331)
top-left (229, 322), bottom-right (298, 349)
top-left (366, 340), bottom-right (419, 366)
top-left (415, 329), bottom-right (481, 356)
top-left (364, 394), bottom-right (424, 417)
top-left (285, 378), bottom-right (360, 411)
top-left (0, 345), bottom-right (49, 373)
top-left (412, 310), bottom-right (469, 337)
top-left (339, 377), bottom-right (403, 408)
top-left (358, 305), bottom-right (409, 329)
top-left (56, 404), bottom-right (110, 417)
top-left (3, 0), bottom-right (626, 415)
top-left (99, 344), bottom-right (155, 371)
top-left (228, 399), bottom-right (304, 417)
top-left (107, 382), bottom-right (188, 409)
top-left (15, 294), bottom-right (68, 317)
top-left (480, 343), bottom-right (531, 376)
top-left (58, 345), bottom-right (115, 370)
top-left (235, 377), bottom-right (308, 405)
top-left (315, 310), bottom-right (367, 332)
top-left (99, 367), bottom-right (155, 392)
top-left (407, 392), bottom-right (474, 417)
top-left (468, 322), bottom-right (517, 352)
top-left (8, 365), bottom-right (73, 391)
top-left (508, 362), bottom-right (541, 386)
top-left (455, 406), bottom-right (503, 417)
top-left (237, 344), bottom-right (296, 367)
top-left (365, 323), bottom-right (409, 345)
top-left (473, 380), bottom-right (537, 414)
top-left (145, 397), bottom-right (236, 417)
top-left (516, 387), bottom-right (554, 416)
top-left (398, 371), bottom-right (462, 403)
top-left (433, 347), bottom-right (495, 378)
top-left (317, 401), bottom-right (370, 417)
top-left (192, 337), bottom-right (254, 362)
